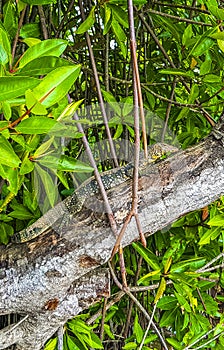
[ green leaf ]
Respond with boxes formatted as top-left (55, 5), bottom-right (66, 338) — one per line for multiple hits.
top-left (9, 206), bottom-right (35, 220)
top-left (132, 242), bottom-right (161, 270)
top-left (166, 337), bottom-right (183, 350)
top-left (44, 337), bottom-right (57, 350)
top-left (3, 1), bottom-right (17, 37)
top-left (18, 56), bottom-right (71, 76)
top-left (35, 163), bottom-right (57, 207)
top-left (25, 89), bottom-right (48, 115)
top-left (107, 4), bottom-right (128, 28)
top-left (111, 19), bottom-right (127, 58)
top-left (20, 156), bottom-right (35, 175)
top-left (21, 0), bottom-right (56, 6)
top-left (20, 23), bottom-right (41, 39)
top-left (182, 24), bottom-right (192, 46)
top-left (123, 342), bottom-right (138, 349)
top-left (76, 6), bottom-right (96, 34)
top-left (174, 292), bottom-right (191, 312)
top-left (33, 137), bottom-right (54, 158)
top-left (31, 65), bottom-right (81, 107)
top-left (18, 39), bottom-right (67, 69)
top-left (208, 214), bottom-right (224, 226)
top-left (0, 135), bottom-right (21, 167)
top-left (2, 101), bottom-right (11, 120)
top-left (157, 296), bottom-right (177, 310)
top-left (15, 116), bottom-right (57, 134)
top-left (0, 28), bottom-right (11, 65)
top-left (103, 5), bottom-right (112, 35)
top-left (170, 257), bottom-right (206, 273)
top-left (159, 68), bottom-right (194, 78)
top-left (0, 222), bottom-right (13, 244)
top-left (37, 155), bottom-right (93, 172)
top-left (191, 37), bottom-right (214, 57)
top-left (0, 77), bottom-right (40, 101)
top-left (159, 308), bottom-right (177, 327)
top-left (133, 314), bottom-right (143, 343)
top-left (198, 227), bottom-right (221, 245)
top-left (154, 277), bottom-right (167, 304)
top-left (208, 5), bottom-right (224, 20)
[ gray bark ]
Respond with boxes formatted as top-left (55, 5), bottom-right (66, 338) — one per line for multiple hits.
top-left (0, 130), bottom-right (224, 349)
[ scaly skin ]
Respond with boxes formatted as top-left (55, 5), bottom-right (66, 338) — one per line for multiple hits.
top-left (11, 143), bottom-right (178, 243)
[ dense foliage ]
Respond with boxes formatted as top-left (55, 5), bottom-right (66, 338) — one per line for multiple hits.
top-left (0, 0), bottom-right (224, 349)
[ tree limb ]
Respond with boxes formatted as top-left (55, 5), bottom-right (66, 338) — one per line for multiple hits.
top-left (1, 128), bottom-right (224, 348)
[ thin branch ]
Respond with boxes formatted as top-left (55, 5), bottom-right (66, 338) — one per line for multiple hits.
top-left (146, 9), bottom-right (212, 27)
top-left (78, 0), bottom-right (119, 167)
top-left (11, 6), bottom-right (27, 70)
top-left (38, 5), bottom-right (48, 39)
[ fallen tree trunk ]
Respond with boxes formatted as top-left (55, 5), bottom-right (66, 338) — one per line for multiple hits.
top-left (0, 129), bottom-right (224, 349)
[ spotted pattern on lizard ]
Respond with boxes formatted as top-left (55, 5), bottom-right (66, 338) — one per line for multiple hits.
top-left (11, 143), bottom-right (178, 243)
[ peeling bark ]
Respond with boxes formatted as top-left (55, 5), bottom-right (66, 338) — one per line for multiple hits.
top-left (1, 130), bottom-right (224, 349)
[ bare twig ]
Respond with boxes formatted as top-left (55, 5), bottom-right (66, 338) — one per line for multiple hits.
top-left (146, 9), bottom-right (212, 26)
top-left (78, 0), bottom-right (119, 167)
top-left (11, 6), bottom-right (27, 70)
top-left (38, 5), bottom-right (48, 39)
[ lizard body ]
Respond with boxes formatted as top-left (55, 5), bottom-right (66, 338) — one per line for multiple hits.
top-left (12, 143), bottom-right (178, 243)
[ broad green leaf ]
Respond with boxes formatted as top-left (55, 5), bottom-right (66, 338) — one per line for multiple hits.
top-left (0, 28), bottom-right (11, 65)
top-left (132, 242), bottom-right (161, 270)
top-left (166, 338), bottom-right (183, 350)
top-left (3, 1), bottom-right (17, 37)
top-left (0, 222), bottom-right (13, 244)
top-left (137, 269), bottom-right (161, 285)
top-left (203, 74), bottom-right (221, 83)
top-left (20, 156), bottom-right (35, 175)
top-left (1, 166), bottom-right (20, 194)
top-left (44, 337), bottom-right (57, 350)
top-left (9, 206), bottom-right (35, 220)
top-left (133, 314), bottom-right (143, 343)
top-left (111, 19), bottom-right (127, 58)
top-left (191, 37), bottom-right (214, 57)
top-left (21, 38), bottom-right (41, 47)
top-left (174, 292), bottom-right (191, 312)
top-left (15, 116), bottom-right (57, 134)
top-left (208, 5), bottom-right (224, 20)
top-left (21, 0), bottom-right (56, 5)
top-left (208, 214), bottom-right (224, 226)
top-left (18, 39), bottom-right (67, 69)
top-left (0, 77), bottom-right (40, 101)
top-left (159, 68), bottom-right (194, 78)
top-left (122, 342), bottom-right (138, 349)
top-left (33, 137), bottom-right (54, 158)
top-left (108, 4), bottom-right (128, 28)
top-left (198, 227), bottom-right (221, 245)
top-left (103, 5), bottom-right (112, 35)
top-left (157, 296), bottom-right (177, 310)
top-left (37, 155), bottom-right (93, 172)
top-left (35, 163), bottom-right (57, 207)
top-left (20, 23), bottom-right (41, 39)
top-left (31, 65), bottom-right (81, 107)
top-left (2, 101), bottom-right (11, 120)
top-left (101, 90), bottom-right (121, 115)
top-left (57, 100), bottom-right (84, 121)
top-left (154, 277), bottom-right (167, 304)
top-left (76, 6), bottom-right (96, 34)
top-left (159, 308), bottom-right (177, 327)
top-left (18, 56), bottom-right (71, 76)
top-left (170, 257), bottom-right (206, 273)
top-left (0, 135), bottom-right (21, 167)
top-left (182, 25), bottom-right (192, 46)
top-left (188, 84), bottom-right (199, 104)
top-left (25, 89), bottom-right (48, 115)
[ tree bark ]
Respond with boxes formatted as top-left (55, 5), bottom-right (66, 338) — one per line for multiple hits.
top-left (1, 128), bottom-right (224, 349)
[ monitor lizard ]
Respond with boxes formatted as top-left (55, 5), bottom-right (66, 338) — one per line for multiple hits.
top-left (11, 143), bottom-right (178, 243)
